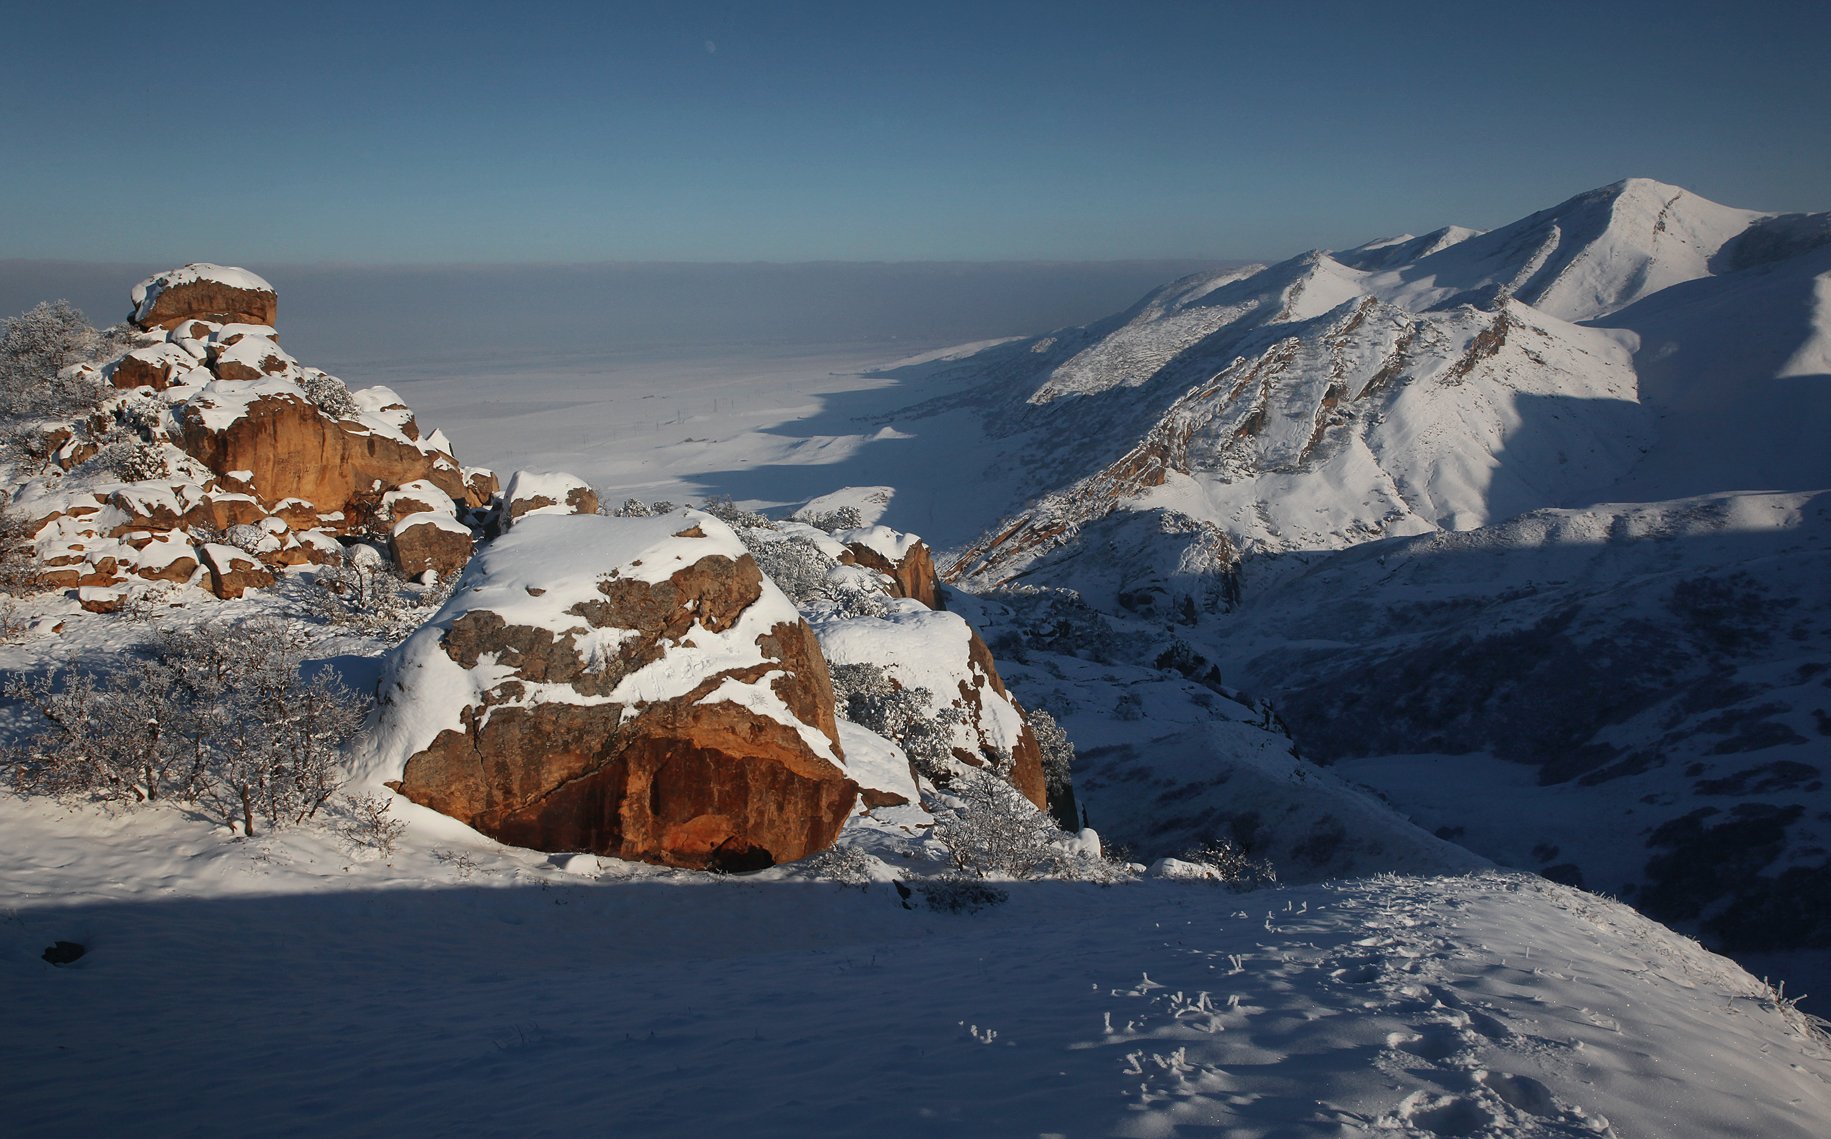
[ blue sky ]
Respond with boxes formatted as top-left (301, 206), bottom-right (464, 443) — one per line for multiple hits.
top-left (3, 1), bottom-right (1825, 263)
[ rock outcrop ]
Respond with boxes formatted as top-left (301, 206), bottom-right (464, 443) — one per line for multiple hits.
top-left (366, 512), bottom-right (859, 870)
top-left (841, 526), bottom-right (944, 609)
top-left (6, 265), bottom-right (487, 605)
top-left (502, 469), bottom-right (598, 526)
top-left (129, 264), bottom-right (278, 330)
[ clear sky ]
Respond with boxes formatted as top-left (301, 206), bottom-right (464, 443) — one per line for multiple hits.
top-left (3, 0), bottom-right (1825, 264)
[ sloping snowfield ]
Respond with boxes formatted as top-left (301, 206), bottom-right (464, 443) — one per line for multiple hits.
top-left (5, 799), bottom-right (1828, 1138)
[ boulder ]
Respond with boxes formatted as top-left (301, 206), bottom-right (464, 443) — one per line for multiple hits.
top-left (130, 264), bottom-right (277, 331)
top-left (199, 543), bottom-right (274, 599)
top-left (841, 526), bottom-right (944, 609)
top-left (390, 515), bottom-right (473, 580)
top-left (75, 586), bottom-right (124, 614)
top-left (502, 470), bottom-right (598, 526)
top-left (462, 467), bottom-right (500, 510)
top-left (369, 512), bottom-right (858, 870)
top-left (207, 331), bottom-right (295, 381)
top-left (106, 343), bottom-right (195, 391)
top-left (381, 479), bottom-right (457, 522)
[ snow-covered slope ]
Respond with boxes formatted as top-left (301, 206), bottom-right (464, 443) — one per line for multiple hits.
top-left (5, 796), bottom-right (1828, 1138)
top-left (838, 179), bottom-right (1822, 604)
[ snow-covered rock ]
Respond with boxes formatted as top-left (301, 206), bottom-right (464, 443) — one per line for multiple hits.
top-left (839, 524), bottom-right (943, 609)
top-left (2, 265), bottom-right (487, 607)
top-left (129, 263), bottom-right (277, 330)
top-left (365, 512), bottom-right (858, 870)
top-left (502, 469), bottom-right (598, 526)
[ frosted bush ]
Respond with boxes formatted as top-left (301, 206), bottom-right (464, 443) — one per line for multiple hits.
top-left (1029, 706), bottom-right (1080, 829)
top-left (301, 371), bottom-right (358, 418)
top-left (745, 533), bottom-right (834, 606)
top-left (110, 442), bottom-right (170, 482)
top-left (343, 793), bottom-right (408, 856)
top-left (1175, 839), bottom-right (1279, 889)
top-left (830, 661), bottom-right (963, 783)
top-left (223, 523), bottom-right (267, 553)
top-left (802, 843), bottom-right (878, 886)
top-left (699, 494), bottom-right (772, 529)
top-left (306, 551), bottom-right (441, 639)
top-left (800, 505), bottom-right (864, 532)
top-left (0, 301), bottom-right (122, 423)
top-left (0, 493), bottom-right (41, 597)
top-left (4, 617), bottom-right (369, 837)
top-left (931, 771), bottom-right (1063, 879)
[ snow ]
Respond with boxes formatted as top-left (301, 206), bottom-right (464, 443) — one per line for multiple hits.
top-left (834, 719), bottom-right (920, 805)
top-left (795, 484), bottom-right (895, 524)
top-left (835, 522), bottom-right (923, 562)
top-left (3, 794), bottom-right (1827, 1137)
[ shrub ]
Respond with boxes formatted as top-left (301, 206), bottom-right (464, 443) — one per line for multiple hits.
top-left (1175, 838), bottom-right (1279, 889)
top-left (930, 771), bottom-right (1064, 879)
top-left (800, 506), bottom-right (864, 532)
top-left (342, 793), bottom-right (408, 856)
top-left (802, 843), bottom-right (878, 886)
top-left (300, 370), bottom-right (358, 418)
top-left (917, 877), bottom-right (1009, 913)
top-left (0, 301), bottom-right (123, 423)
top-left (307, 547), bottom-right (447, 638)
top-left (5, 617), bottom-right (370, 836)
top-left (0, 492), bottom-right (41, 597)
top-left (829, 661), bottom-right (963, 784)
top-left (699, 494), bottom-right (772, 529)
top-left (1028, 707), bottom-right (1080, 830)
top-left (745, 532), bottom-right (834, 606)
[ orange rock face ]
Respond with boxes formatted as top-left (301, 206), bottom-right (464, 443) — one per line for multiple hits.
top-left (174, 393), bottom-right (468, 525)
top-left (961, 627), bottom-right (1047, 808)
top-left (846, 538), bottom-right (944, 610)
top-left (107, 345), bottom-right (193, 390)
top-left (131, 274), bottom-right (277, 331)
top-left (387, 516), bottom-right (856, 870)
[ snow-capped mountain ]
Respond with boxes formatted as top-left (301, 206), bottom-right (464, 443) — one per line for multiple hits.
top-left (877, 178), bottom-right (1825, 601)
top-left (843, 177), bottom-right (1831, 992)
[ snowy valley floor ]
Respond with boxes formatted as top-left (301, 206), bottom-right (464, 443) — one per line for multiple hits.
top-left (4, 798), bottom-right (1829, 1138)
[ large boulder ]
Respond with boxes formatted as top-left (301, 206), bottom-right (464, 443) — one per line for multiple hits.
top-left (390, 515), bottom-right (473, 580)
top-left (365, 512), bottom-right (859, 870)
top-left (130, 264), bottom-right (278, 330)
